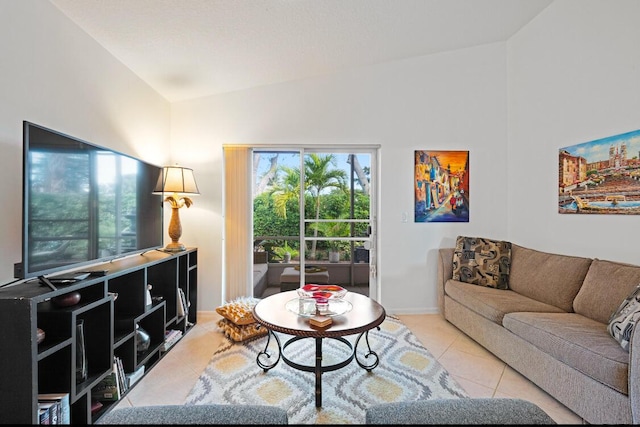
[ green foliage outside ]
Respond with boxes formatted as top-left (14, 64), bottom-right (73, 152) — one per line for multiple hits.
top-left (253, 154), bottom-right (370, 262)
top-left (271, 241), bottom-right (299, 260)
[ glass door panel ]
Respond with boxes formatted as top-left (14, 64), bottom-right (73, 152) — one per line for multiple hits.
top-left (253, 148), bottom-right (375, 298)
top-left (301, 151), bottom-right (372, 294)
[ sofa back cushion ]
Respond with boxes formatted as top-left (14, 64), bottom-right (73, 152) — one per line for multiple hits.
top-left (574, 259), bottom-right (640, 323)
top-left (508, 244), bottom-right (592, 312)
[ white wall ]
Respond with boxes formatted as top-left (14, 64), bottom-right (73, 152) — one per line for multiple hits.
top-left (507, 0), bottom-right (640, 262)
top-left (6, 0), bottom-right (636, 315)
top-left (173, 43), bottom-right (510, 313)
top-left (0, 1), bottom-right (171, 285)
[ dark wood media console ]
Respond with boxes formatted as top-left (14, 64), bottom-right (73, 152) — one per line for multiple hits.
top-left (0, 248), bottom-right (198, 424)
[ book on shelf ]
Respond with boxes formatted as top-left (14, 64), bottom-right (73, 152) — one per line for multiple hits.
top-left (115, 356), bottom-right (128, 394)
top-left (38, 392), bottom-right (70, 425)
top-left (93, 361), bottom-right (121, 402)
top-left (49, 402), bottom-right (60, 425)
top-left (38, 401), bottom-right (59, 425)
top-left (177, 288), bottom-right (185, 317)
top-left (90, 400), bottom-right (104, 415)
top-left (125, 365), bottom-right (145, 388)
top-left (177, 288), bottom-right (189, 318)
top-left (38, 406), bottom-right (50, 425)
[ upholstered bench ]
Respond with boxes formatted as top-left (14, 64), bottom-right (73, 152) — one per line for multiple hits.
top-left (279, 266), bottom-right (330, 292)
top-left (96, 404), bottom-right (289, 424)
top-left (365, 398), bottom-right (556, 424)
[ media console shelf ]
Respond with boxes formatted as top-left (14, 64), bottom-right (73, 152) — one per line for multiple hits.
top-left (0, 248), bottom-right (198, 424)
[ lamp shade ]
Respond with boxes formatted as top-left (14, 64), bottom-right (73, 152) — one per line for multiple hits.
top-left (154, 166), bottom-right (200, 195)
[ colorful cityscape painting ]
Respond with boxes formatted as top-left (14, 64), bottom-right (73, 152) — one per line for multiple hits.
top-left (558, 128), bottom-right (640, 215)
top-left (414, 150), bottom-right (469, 223)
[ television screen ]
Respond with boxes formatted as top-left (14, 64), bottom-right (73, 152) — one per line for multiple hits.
top-left (20, 121), bottom-right (164, 279)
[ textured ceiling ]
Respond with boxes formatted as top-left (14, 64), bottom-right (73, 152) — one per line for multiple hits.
top-left (49, 0), bottom-right (552, 102)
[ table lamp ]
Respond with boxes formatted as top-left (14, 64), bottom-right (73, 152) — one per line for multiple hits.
top-left (153, 165), bottom-right (200, 252)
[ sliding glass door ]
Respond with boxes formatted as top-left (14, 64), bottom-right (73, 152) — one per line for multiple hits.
top-left (252, 147), bottom-right (377, 299)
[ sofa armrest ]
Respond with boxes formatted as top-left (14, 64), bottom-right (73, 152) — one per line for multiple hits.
top-left (437, 248), bottom-right (455, 314)
top-left (630, 325), bottom-right (640, 423)
top-left (254, 251), bottom-right (268, 264)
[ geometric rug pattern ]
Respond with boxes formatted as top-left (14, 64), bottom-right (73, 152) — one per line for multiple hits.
top-left (185, 315), bottom-right (468, 424)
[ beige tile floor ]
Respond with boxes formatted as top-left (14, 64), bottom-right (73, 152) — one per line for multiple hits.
top-left (114, 310), bottom-right (584, 424)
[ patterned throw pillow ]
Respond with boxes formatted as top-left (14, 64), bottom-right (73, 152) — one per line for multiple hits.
top-left (607, 284), bottom-right (640, 352)
top-left (452, 236), bottom-right (512, 290)
top-left (215, 297), bottom-right (260, 325)
top-left (217, 318), bottom-right (268, 342)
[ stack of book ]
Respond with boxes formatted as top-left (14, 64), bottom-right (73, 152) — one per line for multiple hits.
top-left (162, 329), bottom-right (183, 352)
top-left (38, 392), bottom-right (70, 425)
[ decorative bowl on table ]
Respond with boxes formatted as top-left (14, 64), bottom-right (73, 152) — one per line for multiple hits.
top-left (297, 284), bottom-right (347, 301)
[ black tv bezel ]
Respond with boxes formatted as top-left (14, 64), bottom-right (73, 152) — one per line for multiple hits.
top-left (19, 121), bottom-right (164, 279)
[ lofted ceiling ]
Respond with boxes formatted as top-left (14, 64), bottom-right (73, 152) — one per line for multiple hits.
top-left (49, 0), bottom-right (553, 103)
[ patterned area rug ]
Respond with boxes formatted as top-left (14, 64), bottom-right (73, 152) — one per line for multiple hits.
top-left (185, 316), bottom-right (468, 424)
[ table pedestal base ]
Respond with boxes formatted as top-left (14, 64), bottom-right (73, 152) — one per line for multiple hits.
top-left (256, 328), bottom-right (380, 407)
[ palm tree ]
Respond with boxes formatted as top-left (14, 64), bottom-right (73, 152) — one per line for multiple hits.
top-left (270, 165), bottom-right (301, 219)
top-left (269, 154), bottom-right (347, 259)
top-left (303, 154), bottom-right (347, 258)
top-left (309, 219), bottom-right (351, 262)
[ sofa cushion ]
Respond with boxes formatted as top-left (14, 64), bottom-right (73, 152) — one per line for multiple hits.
top-left (573, 259), bottom-right (640, 324)
top-left (608, 284), bottom-right (640, 351)
top-left (508, 244), bottom-right (592, 313)
top-left (503, 312), bottom-right (629, 394)
top-left (445, 280), bottom-right (564, 325)
top-left (452, 236), bottom-right (512, 289)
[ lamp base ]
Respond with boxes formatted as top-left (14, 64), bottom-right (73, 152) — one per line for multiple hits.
top-left (164, 242), bottom-right (186, 252)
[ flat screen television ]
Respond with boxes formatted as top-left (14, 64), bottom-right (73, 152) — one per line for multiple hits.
top-left (18, 121), bottom-right (164, 279)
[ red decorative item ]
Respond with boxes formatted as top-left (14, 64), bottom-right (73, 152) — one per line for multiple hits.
top-left (298, 284), bottom-right (347, 301)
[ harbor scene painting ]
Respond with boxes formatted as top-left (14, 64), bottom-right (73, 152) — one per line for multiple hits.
top-left (559, 128), bottom-right (640, 215)
top-left (415, 150), bottom-right (469, 222)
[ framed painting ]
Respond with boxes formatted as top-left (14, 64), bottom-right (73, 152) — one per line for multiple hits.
top-left (415, 150), bottom-right (469, 222)
top-left (558, 128), bottom-right (640, 215)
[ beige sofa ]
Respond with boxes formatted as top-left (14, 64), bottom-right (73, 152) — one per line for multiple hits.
top-left (437, 242), bottom-right (640, 424)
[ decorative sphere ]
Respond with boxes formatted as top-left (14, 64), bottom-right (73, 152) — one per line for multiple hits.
top-left (52, 291), bottom-right (81, 307)
top-left (136, 326), bottom-right (151, 353)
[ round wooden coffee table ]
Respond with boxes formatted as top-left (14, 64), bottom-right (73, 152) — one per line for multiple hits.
top-left (252, 290), bottom-right (386, 407)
